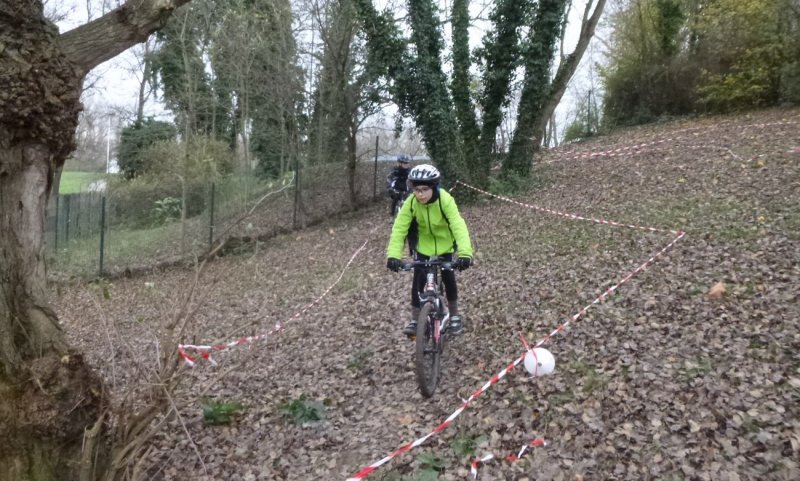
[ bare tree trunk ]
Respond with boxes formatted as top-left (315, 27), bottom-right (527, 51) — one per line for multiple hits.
top-left (347, 117), bottom-right (358, 208)
top-left (136, 37), bottom-right (153, 123)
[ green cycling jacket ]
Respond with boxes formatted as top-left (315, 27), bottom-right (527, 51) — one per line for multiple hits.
top-left (386, 189), bottom-right (473, 259)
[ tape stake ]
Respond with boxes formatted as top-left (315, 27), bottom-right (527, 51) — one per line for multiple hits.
top-left (470, 438), bottom-right (547, 479)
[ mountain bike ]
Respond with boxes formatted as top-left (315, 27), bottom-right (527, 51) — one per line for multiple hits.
top-left (390, 188), bottom-right (408, 218)
top-left (401, 258), bottom-right (455, 398)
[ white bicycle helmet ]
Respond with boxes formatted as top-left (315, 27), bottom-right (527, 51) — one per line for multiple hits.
top-left (408, 164), bottom-right (441, 186)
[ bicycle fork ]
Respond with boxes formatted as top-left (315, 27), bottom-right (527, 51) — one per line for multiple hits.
top-left (410, 272), bottom-right (450, 343)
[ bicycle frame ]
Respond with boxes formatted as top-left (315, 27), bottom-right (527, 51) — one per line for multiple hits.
top-left (402, 257), bottom-right (455, 397)
top-left (420, 267), bottom-right (450, 342)
top-left (404, 258), bottom-right (453, 334)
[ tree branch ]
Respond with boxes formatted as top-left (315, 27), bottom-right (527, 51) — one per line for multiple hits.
top-left (60, 0), bottom-right (193, 76)
top-left (537, 0), bottom-right (607, 139)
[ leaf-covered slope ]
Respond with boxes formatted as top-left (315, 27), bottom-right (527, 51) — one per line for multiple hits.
top-left (53, 107), bottom-right (800, 480)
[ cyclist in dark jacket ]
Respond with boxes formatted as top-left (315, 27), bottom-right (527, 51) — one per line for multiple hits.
top-left (387, 155), bottom-right (411, 216)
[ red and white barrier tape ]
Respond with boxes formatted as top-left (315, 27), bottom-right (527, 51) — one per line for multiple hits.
top-left (178, 238), bottom-right (369, 366)
top-left (470, 438), bottom-right (547, 479)
top-left (455, 181), bottom-right (680, 235)
top-left (545, 118), bottom-right (798, 163)
top-left (346, 188), bottom-right (686, 479)
top-left (546, 137), bottom-right (675, 162)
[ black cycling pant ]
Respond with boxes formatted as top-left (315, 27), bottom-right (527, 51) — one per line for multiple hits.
top-left (390, 189), bottom-right (408, 215)
top-left (411, 252), bottom-right (457, 308)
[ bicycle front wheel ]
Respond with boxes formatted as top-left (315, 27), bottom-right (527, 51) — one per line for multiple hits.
top-left (415, 303), bottom-right (441, 398)
top-left (393, 197), bottom-right (404, 217)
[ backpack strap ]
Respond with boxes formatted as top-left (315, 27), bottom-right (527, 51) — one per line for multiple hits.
top-left (410, 193), bottom-right (457, 252)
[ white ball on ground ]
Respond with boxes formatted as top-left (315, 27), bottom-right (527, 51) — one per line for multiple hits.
top-left (524, 348), bottom-right (555, 376)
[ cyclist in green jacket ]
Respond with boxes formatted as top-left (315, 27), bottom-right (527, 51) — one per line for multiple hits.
top-left (386, 164), bottom-right (473, 336)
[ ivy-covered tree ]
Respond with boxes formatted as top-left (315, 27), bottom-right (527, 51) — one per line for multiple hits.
top-left (149, 1), bottom-right (236, 144)
top-left (451, 0), bottom-right (479, 177)
top-left (503, 0), bottom-right (569, 177)
top-left (154, 0), bottom-right (303, 178)
top-left (241, 0), bottom-right (304, 179)
top-left (356, 0), bottom-right (606, 187)
top-left (473, 0), bottom-right (530, 185)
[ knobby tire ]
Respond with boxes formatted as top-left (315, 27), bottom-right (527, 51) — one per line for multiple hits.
top-left (415, 302), bottom-right (441, 398)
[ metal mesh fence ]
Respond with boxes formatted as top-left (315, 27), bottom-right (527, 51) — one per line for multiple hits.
top-left (45, 159), bottom-right (395, 279)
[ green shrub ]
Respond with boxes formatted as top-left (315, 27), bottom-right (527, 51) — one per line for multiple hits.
top-left (562, 119), bottom-right (590, 143)
top-left (201, 399), bottom-right (245, 426)
top-left (451, 434), bottom-right (488, 458)
top-left (279, 395), bottom-right (325, 424)
top-left (118, 119), bottom-right (177, 179)
top-left (143, 136), bottom-right (235, 178)
top-left (153, 197), bottom-right (183, 224)
top-left (107, 175), bottom-right (209, 228)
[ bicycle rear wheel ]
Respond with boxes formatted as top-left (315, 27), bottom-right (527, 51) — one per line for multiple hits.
top-left (415, 303), bottom-right (441, 398)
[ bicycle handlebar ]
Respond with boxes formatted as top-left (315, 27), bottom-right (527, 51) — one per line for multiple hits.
top-left (401, 260), bottom-right (455, 271)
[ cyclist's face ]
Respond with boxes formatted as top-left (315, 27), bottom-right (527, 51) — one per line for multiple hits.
top-left (413, 185), bottom-right (433, 202)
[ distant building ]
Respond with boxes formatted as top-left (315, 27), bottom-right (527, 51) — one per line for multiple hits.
top-left (374, 155), bottom-right (431, 163)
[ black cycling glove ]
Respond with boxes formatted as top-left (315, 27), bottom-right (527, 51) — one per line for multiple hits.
top-left (387, 258), bottom-right (402, 272)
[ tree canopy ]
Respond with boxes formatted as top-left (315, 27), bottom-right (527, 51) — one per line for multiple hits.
top-left (601, 0), bottom-right (800, 126)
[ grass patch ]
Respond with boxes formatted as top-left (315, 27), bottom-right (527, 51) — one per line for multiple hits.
top-left (549, 390), bottom-right (577, 406)
top-left (337, 272), bottom-right (365, 295)
top-left (47, 173), bottom-right (297, 278)
top-left (677, 357), bottom-right (714, 382)
top-left (48, 218), bottom-right (209, 278)
top-left (60, 171), bottom-right (107, 194)
top-left (451, 433), bottom-right (488, 458)
top-left (201, 399), bottom-right (245, 426)
top-left (687, 286), bottom-right (705, 297)
top-left (376, 453), bottom-right (444, 481)
top-left (624, 197), bottom-right (760, 241)
top-left (410, 453), bottom-right (444, 481)
top-left (566, 358), bottom-right (608, 395)
top-left (278, 394), bottom-right (326, 425)
top-left (772, 203), bottom-right (800, 240)
top-left (534, 222), bottom-right (607, 253)
top-left (347, 349), bottom-right (373, 372)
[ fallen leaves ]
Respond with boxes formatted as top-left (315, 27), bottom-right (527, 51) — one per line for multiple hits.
top-left (49, 107), bottom-right (800, 481)
top-left (708, 281), bottom-right (727, 299)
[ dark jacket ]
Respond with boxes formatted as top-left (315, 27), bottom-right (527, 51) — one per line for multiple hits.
top-left (387, 166), bottom-right (411, 192)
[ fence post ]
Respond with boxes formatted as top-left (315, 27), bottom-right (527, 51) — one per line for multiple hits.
top-left (54, 194), bottom-right (60, 252)
top-left (89, 193), bottom-right (95, 236)
top-left (209, 182), bottom-right (215, 250)
top-left (373, 136), bottom-right (379, 198)
top-left (75, 194), bottom-right (82, 239)
top-left (99, 196), bottom-right (106, 278)
top-left (64, 194), bottom-right (71, 245)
